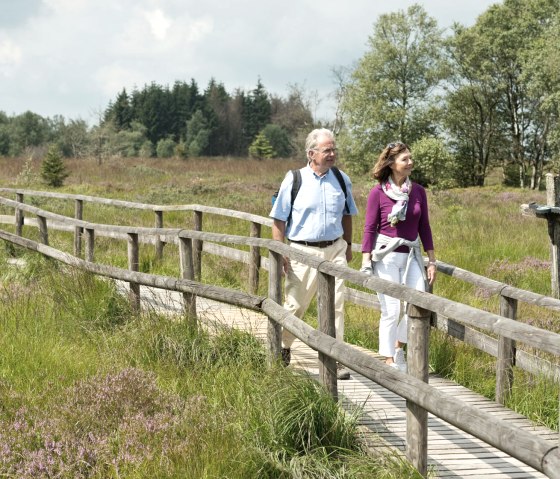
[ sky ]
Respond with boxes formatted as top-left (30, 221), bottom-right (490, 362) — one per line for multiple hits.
top-left (0, 0), bottom-right (499, 125)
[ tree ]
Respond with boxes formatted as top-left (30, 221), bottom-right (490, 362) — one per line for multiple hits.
top-left (50, 117), bottom-right (90, 158)
top-left (522, 13), bottom-right (560, 180)
top-left (111, 88), bottom-right (133, 130)
top-left (156, 138), bottom-right (176, 158)
top-left (204, 78), bottom-right (232, 156)
top-left (129, 83), bottom-right (175, 145)
top-left (41, 144), bottom-right (69, 187)
top-left (228, 89), bottom-right (247, 156)
top-left (185, 109), bottom-right (210, 157)
top-left (107, 121), bottom-right (150, 157)
top-left (243, 79), bottom-right (272, 151)
top-left (0, 111), bottom-right (11, 155)
top-left (270, 84), bottom-right (313, 135)
top-left (10, 111), bottom-right (50, 156)
top-left (339, 4), bottom-right (448, 173)
top-left (170, 79), bottom-right (204, 140)
top-left (270, 83), bottom-right (314, 157)
top-left (443, 19), bottom-right (510, 187)
top-left (261, 124), bottom-right (293, 158)
top-left (410, 137), bottom-right (459, 189)
top-left (443, 84), bottom-right (504, 187)
top-left (248, 131), bottom-right (276, 160)
top-left (462, 0), bottom-right (560, 188)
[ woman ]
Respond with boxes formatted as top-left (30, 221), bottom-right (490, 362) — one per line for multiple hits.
top-left (360, 142), bottom-right (436, 372)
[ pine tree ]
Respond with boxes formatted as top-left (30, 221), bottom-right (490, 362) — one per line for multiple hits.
top-left (41, 144), bottom-right (69, 187)
top-left (248, 131), bottom-right (276, 160)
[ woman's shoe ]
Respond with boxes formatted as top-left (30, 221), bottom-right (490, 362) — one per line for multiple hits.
top-left (393, 348), bottom-right (407, 373)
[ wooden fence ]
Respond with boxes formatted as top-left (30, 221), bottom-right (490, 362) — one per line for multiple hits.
top-left (0, 188), bottom-right (558, 478)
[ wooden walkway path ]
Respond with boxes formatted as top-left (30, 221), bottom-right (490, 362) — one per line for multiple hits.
top-left (127, 284), bottom-right (557, 478)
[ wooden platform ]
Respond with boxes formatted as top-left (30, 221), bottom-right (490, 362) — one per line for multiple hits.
top-left (129, 284), bottom-right (556, 478)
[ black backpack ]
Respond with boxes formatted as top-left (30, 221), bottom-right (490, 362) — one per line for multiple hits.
top-left (271, 166), bottom-right (349, 225)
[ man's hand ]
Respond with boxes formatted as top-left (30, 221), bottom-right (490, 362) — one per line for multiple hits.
top-left (346, 244), bottom-right (353, 262)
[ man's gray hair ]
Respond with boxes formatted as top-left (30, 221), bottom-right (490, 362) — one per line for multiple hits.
top-left (305, 128), bottom-right (335, 154)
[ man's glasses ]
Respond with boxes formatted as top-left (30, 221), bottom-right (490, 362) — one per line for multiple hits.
top-left (313, 148), bottom-right (338, 155)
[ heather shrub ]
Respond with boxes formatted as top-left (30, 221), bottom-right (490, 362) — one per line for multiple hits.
top-left (0, 368), bottom-right (202, 478)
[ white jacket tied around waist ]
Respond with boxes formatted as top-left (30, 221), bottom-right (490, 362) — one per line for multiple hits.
top-left (371, 234), bottom-right (428, 288)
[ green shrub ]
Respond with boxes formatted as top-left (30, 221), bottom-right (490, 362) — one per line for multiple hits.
top-left (156, 137), bottom-right (176, 158)
top-left (40, 144), bottom-right (69, 187)
top-left (410, 136), bottom-right (458, 189)
top-left (249, 131), bottom-right (276, 159)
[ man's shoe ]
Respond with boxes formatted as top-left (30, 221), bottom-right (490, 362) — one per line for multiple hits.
top-left (281, 348), bottom-right (291, 366)
top-left (337, 363), bottom-right (351, 380)
top-left (393, 348), bottom-right (407, 373)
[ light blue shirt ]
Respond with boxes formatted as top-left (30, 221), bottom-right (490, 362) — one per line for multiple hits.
top-left (269, 164), bottom-right (358, 242)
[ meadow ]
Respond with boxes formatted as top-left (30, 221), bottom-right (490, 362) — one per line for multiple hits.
top-left (0, 154), bottom-right (558, 477)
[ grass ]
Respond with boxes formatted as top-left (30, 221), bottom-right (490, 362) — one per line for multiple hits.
top-left (0, 258), bottom-right (421, 477)
top-left (0, 154), bottom-right (559, 474)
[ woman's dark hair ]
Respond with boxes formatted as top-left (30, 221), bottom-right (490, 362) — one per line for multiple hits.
top-left (372, 142), bottom-right (410, 183)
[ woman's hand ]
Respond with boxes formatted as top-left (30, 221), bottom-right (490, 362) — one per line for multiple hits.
top-left (427, 262), bottom-right (437, 285)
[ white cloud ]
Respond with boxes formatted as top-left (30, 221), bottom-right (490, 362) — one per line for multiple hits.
top-left (95, 64), bottom-right (143, 96)
top-left (0, 39), bottom-right (22, 76)
top-left (42, 0), bottom-right (89, 12)
top-left (144, 9), bottom-right (171, 41)
top-left (116, 7), bottom-right (212, 57)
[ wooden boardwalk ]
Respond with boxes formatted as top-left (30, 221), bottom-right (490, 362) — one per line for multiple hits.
top-left (126, 284), bottom-right (556, 478)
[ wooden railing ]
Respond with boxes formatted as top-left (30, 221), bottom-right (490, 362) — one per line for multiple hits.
top-left (1, 188), bottom-right (558, 386)
top-left (0, 189), bottom-right (559, 478)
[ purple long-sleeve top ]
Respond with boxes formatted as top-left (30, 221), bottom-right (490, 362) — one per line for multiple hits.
top-left (361, 182), bottom-right (434, 254)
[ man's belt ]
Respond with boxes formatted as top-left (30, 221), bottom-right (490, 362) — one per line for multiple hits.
top-left (289, 238), bottom-right (338, 248)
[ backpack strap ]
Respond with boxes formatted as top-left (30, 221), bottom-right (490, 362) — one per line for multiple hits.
top-left (330, 166), bottom-right (350, 214)
top-left (287, 169), bottom-right (302, 226)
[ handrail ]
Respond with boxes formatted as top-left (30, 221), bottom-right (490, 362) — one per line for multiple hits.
top-left (0, 187), bottom-right (273, 226)
top-left (0, 188), bottom-right (556, 299)
top-left (0, 195), bottom-right (558, 354)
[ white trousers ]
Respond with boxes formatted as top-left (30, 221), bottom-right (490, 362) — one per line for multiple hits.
top-left (282, 237), bottom-right (347, 348)
top-left (374, 251), bottom-right (425, 358)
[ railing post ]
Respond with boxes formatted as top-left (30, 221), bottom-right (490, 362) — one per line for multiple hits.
top-left (154, 210), bottom-right (164, 261)
top-left (127, 232), bottom-right (140, 312)
top-left (496, 294), bottom-right (517, 404)
top-left (406, 303), bottom-right (431, 478)
top-left (193, 210), bottom-right (203, 281)
top-left (249, 221), bottom-right (261, 294)
top-left (546, 173), bottom-right (560, 298)
top-left (267, 250), bottom-right (283, 365)
top-left (179, 236), bottom-right (197, 324)
top-left (317, 271), bottom-right (337, 401)
top-left (74, 199), bottom-right (83, 257)
top-left (15, 192), bottom-right (24, 236)
top-left (85, 228), bottom-right (95, 262)
top-left (36, 215), bottom-right (49, 246)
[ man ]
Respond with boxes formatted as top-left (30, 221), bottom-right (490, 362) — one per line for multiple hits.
top-left (269, 128), bottom-right (358, 380)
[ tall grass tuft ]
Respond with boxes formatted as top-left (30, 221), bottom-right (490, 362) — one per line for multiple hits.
top-left (268, 374), bottom-right (360, 455)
